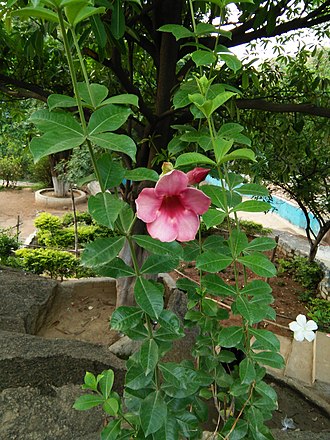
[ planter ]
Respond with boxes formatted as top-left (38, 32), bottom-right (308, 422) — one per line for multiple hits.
top-left (35, 188), bottom-right (87, 209)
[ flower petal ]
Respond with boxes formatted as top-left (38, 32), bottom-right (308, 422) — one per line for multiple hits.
top-left (296, 314), bottom-right (307, 327)
top-left (293, 330), bottom-right (305, 342)
top-left (186, 167), bottom-right (210, 185)
top-left (136, 188), bottom-right (162, 222)
top-left (304, 330), bottom-right (316, 342)
top-left (305, 320), bottom-right (318, 331)
top-left (176, 209), bottom-right (200, 242)
top-left (155, 169), bottom-right (188, 196)
top-left (289, 321), bottom-right (301, 332)
top-left (147, 211), bottom-right (178, 242)
top-left (180, 187), bottom-right (211, 215)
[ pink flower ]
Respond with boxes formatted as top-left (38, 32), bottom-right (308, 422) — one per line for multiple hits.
top-left (136, 169), bottom-right (211, 242)
top-left (186, 167), bottom-right (210, 185)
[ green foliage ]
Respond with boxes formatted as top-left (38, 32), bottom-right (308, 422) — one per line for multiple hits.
top-left (278, 256), bottom-right (324, 294)
top-left (0, 155), bottom-right (24, 187)
top-left (15, 247), bottom-right (79, 280)
top-left (307, 299), bottom-right (330, 332)
top-left (27, 156), bottom-right (52, 186)
top-left (35, 212), bottom-right (113, 250)
top-left (0, 228), bottom-right (19, 262)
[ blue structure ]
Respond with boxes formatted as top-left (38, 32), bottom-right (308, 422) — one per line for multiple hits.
top-left (205, 175), bottom-right (320, 235)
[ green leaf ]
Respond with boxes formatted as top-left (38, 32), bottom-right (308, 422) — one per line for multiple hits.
top-left (231, 200), bottom-right (271, 213)
top-left (125, 363), bottom-right (153, 390)
top-left (134, 278), bottom-right (164, 319)
top-left (158, 362), bottom-right (184, 388)
top-left (101, 94), bottom-right (139, 107)
top-left (133, 235), bottom-right (183, 258)
top-left (237, 254), bottom-right (276, 278)
top-left (173, 83), bottom-right (199, 109)
top-left (88, 104), bottom-right (132, 134)
top-left (196, 250), bottom-right (232, 273)
top-left (90, 14), bottom-right (107, 48)
top-left (71, 6), bottom-right (105, 27)
top-left (158, 24), bottom-right (193, 40)
top-left (202, 274), bottom-right (236, 298)
top-left (110, 0), bottom-right (125, 39)
top-left (110, 306), bottom-right (143, 332)
top-left (140, 255), bottom-right (179, 274)
top-left (89, 133), bottom-right (136, 161)
top-left (241, 280), bottom-right (272, 297)
top-left (195, 22), bottom-right (217, 36)
top-left (219, 53), bottom-right (242, 72)
top-left (124, 168), bottom-right (159, 182)
top-left (245, 237), bottom-right (276, 253)
top-left (99, 370), bottom-right (114, 399)
top-left (81, 236), bottom-right (125, 267)
top-left (236, 295), bottom-right (264, 323)
top-left (88, 192), bottom-right (124, 228)
top-left (239, 358), bottom-right (256, 384)
top-left (202, 209), bottom-right (226, 229)
top-left (103, 397), bottom-right (119, 416)
top-left (158, 310), bottom-right (183, 335)
top-left (202, 298), bottom-right (218, 316)
top-left (83, 371), bottom-right (97, 391)
top-left (73, 394), bottom-right (104, 411)
top-left (214, 137), bottom-right (234, 163)
top-left (236, 183), bottom-right (269, 197)
top-left (210, 91), bottom-right (236, 114)
top-left (96, 154), bottom-right (125, 190)
top-left (97, 257), bottom-right (136, 278)
top-left (228, 229), bottom-right (248, 258)
top-left (222, 418), bottom-right (248, 440)
top-left (140, 391), bottom-right (167, 436)
top-left (101, 419), bottom-right (121, 440)
top-left (191, 50), bottom-right (216, 67)
top-left (140, 339), bottom-right (159, 375)
top-left (252, 351), bottom-right (285, 369)
top-left (201, 185), bottom-right (227, 211)
top-left (218, 326), bottom-right (244, 348)
top-left (47, 94), bottom-right (77, 111)
top-left (175, 153), bottom-right (216, 168)
top-left (12, 6), bottom-right (59, 23)
top-left (30, 108), bottom-right (82, 133)
top-left (77, 82), bottom-right (109, 108)
top-left (30, 131), bottom-right (85, 162)
top-left (219, 148), bottom-right (256, 164)
top-left (116, 204), bottom-right (134, 233)
top-left (250, 329), bottom-right (280, 352)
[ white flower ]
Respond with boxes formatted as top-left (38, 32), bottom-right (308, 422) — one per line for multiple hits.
top-left (289, 314), bottom-right (318, 342)
top-left (281, 416), bottom-right (296, 431)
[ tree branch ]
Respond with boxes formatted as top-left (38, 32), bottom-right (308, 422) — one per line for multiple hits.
top-left (236, 99), bottom-right (330, 118)
top-left (0, 73), bottom-right (50, 102)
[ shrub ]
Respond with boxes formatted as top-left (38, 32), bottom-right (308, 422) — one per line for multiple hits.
top-left (278, 256), bottom-right (324, 293)
top-left (307, 298), bottom-right (330, 332)
top-left (15, 247), bottom-right (79, 280)
top-left (239, 220), bottom-right (272, 236)
top-left (34, 212), bottom-right (62, 231)
top-left (0, 229), bottom-right (19, 263)
top-left (0, 156), bottom-right (24, 187)
top-left (61, 211), bottom-right (93, 226)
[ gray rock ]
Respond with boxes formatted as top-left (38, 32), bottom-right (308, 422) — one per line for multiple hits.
top-left (272, 429), bottom-right (330, 439)
top-left (0, 267), bottom-right (58, 334)
top-left (0, 384), bottom-right (103, 440)
top-left (108, 335), bottom-right (142, 359)
top-left (0, 330), bottom-right (125, 392)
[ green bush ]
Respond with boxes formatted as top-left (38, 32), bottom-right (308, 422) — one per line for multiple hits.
top-left (15, 247), bottom-right (79, 280)
top-left (307, 298), bottom-right (330, 332)
top-left (0, 229), bottom-right (19, 262)
top-left (61, 211), bottom-right (93, 226)
top-left (278, 256), bottom-right (324, 293)
top-left (0, 156), bottom-right (24, 187)
top-left (34, 212), bottom-right (62, 231)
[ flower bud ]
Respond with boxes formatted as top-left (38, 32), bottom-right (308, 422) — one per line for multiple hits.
top-left (160, 162), bottom-right (174, 176)
top-left (186, 167), bottom-right (210, 185)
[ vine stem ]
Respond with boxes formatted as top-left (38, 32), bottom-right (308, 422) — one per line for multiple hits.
top-left (57, 11), bottom-right (104, 191)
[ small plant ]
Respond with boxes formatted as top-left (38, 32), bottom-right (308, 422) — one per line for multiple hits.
top-left (34, 212), bottom-right (62, 231)
top-left (15, 248), bottom-right (79, 280)
top-left (278, 256), bottom-right (323, 295)
top-left (0, 228), bottom-right (19, 263)
top-left (61, 211), bottom-right (93, 226)
top-left (307, 299), bottom-right (330, 332)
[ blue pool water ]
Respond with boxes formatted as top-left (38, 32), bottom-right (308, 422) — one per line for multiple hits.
top-left (205, 176), bottom-right (320, 235)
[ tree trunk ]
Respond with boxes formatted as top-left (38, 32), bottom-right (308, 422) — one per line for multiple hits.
top-left (52, 175), bottom-right (69, 197)
top-left (308, 220), bottom-right (330, 262)
top-left (49, 151), bottom-right (71, 197)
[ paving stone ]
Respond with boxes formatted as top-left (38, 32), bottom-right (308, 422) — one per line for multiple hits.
top-left (285, 339), bottom-right (315, 385)
top-left (267, 334), bottom-right (292, 377)
top-left (315, 332), bottom-right (330, 383)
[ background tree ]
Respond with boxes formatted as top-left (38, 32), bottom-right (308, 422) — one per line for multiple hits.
top-left (240, 48), bottom-right (330, 260)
